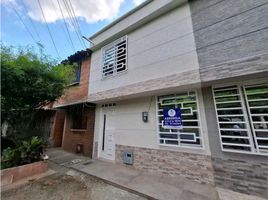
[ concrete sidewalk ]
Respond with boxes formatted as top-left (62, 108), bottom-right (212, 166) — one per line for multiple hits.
top-left (72, 159), bottom-right (219, 200)
top-left (46, 148), bottom-right (218, 200)
top-left (46, 148), bottom-right (265, 200)
top-left (46, 148), bottom-right (91, 167)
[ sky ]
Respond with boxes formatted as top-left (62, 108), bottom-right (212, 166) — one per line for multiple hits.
top-left (0, 0), bottom-right (145, 62)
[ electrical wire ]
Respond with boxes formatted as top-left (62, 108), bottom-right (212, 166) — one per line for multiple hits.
top-left (62, 0), bottom-right (85, 49)
top-left (63, 0), bottom-right (85, 49)
top-left (53, 0), bottom-right (76, 52)
top-left (8, 1), bottom-right (37, 44)
top-left (66, 0), bottom-right (87, 48)
top-left (20, 0), bottom-right (42, 43)
top-left (37, 0), bottom-right (61, 59)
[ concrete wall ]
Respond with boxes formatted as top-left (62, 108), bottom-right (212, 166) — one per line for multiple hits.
top-left (89, 2), bottom-right (200, 98)
top-left (189, 0), bottom-right (268, 81)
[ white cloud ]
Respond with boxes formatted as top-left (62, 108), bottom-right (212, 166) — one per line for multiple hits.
top-left (132, 0), bottom-right (145, 6)
top-left (2, 0), bottom-right (125, 24)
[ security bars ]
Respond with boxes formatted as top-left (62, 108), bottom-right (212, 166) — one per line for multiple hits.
top-left (102, 36), bottom-right (127, 77)
top-left (157, 91), bottom-right (202, 148)
top-left (213, 83), bottom-right (268, 155)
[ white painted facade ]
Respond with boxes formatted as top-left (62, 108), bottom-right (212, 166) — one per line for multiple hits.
top-left (94, 90), bottom-right (211, 160)
top-left (89, 0), bottom-right (211, 161)
top-left (88, 1), bottom-right (199, 95)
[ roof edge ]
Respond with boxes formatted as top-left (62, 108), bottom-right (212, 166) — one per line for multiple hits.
top-left (89, 0), bottom-right (153, 40)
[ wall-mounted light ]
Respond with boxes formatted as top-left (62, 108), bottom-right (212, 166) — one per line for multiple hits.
top-left (142, 112), bottom-right (148, 122)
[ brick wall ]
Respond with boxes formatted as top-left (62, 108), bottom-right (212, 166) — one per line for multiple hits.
top-left (53, 58), bottom-right (91, 107)
top-left (115, 145), bottom-right (214, 185)
top-left (61, 106), bottom-right (95, 157)
top-left (212, 157), bottom-right (268, 198)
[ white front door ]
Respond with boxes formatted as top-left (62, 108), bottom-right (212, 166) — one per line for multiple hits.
top-left (100, 107), bottom-right (115, 161)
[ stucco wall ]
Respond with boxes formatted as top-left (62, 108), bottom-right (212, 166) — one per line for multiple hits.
top-left (89, 3), bottom-right (199, 96)
top-left (90, 0), bottom-right (187, 45)
top-left (94, 88), bottom-right (211, 157)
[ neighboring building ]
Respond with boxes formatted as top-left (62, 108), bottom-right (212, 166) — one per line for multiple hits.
top-left (49, 49), bottom-right (95, 157)
top-left (86, 0), bottom-right (268, 198)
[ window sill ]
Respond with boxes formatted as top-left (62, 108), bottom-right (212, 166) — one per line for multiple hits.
top-left (221, 149), bottom-right (268, 156)
top-left (102, 69), bottom-right (128, 80)
top-left (68, 82), bottom-right (80, 87)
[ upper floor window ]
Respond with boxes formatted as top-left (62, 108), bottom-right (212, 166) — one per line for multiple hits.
top-left (156, 91), bottom-right (202, 148)
top-left (74, 62), bottom-right (81, 84)
top-left (69, 62), bottom-right (81, 85)
top-left (102, 36), bottom-right (127, 77)
top-left (212, 82), bottom-right (268, 155)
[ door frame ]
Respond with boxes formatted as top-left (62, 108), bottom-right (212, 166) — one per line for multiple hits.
top-left (99, 106), bottom-right (116, 161)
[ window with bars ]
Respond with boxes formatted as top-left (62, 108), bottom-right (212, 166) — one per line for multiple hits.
top-left (102, 36), bottom-right (127, 77)
top-left (212, 83), bottom-right (268, 155)
top-left (156, 91), bottom-right (202, 148)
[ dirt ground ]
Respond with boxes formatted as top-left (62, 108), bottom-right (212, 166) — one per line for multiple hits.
top-left (1, 172), bottom-right (147, 200)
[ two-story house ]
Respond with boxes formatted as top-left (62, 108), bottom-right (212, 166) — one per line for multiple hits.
top-left (88, 2), bottom-right (209, 185)
top-left (85, 0), bottom-right (267, 198)
top-left (49, 49), bottom-right (95, 157)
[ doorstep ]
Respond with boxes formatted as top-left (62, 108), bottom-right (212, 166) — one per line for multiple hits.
top-left (71, 159), bottom-right (219, 200)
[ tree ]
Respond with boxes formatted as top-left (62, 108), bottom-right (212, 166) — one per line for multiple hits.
top-left (1, 44), bottom-right (73, 140)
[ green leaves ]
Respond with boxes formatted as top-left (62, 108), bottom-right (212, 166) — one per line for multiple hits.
top-left (1, 137), bottom-right (45, 169)
top-left (1, 44), bottom-right (73, 119)
top-left (1, 44), bottom-right (73, 140)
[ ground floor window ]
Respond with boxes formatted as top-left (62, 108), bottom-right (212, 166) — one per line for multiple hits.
top-left (212, 82), bottom-right (268, 155)
top-left (70, 104), bottom-right (87, 130)
top-left (156, 91), bottom-right (202, 148)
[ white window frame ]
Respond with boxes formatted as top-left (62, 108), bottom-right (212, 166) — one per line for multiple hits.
top-left (102, 36), bottom-right (127, 78)
top-left (212, 81), bottom-right (268, 156)
top-left (156, 90), bottom-right (203, 149)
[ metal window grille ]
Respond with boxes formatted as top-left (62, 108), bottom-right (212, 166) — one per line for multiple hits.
top-left (156, 91), bottom-right (202, 148)
top-left (102, 36), bottom-right (127, 77)
top-left (212, 83), bottom-right (268, 155)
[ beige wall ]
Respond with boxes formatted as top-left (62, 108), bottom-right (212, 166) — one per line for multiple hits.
top-left (89, 2), bottom-right (199, 95)
top-left (94, 88), bottom-right (211, 157)
top-left (90, 0), bottom-right (187, 45)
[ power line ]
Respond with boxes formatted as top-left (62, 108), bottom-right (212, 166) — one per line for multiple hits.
top-left (66, 0), bottom-right (87, 48)
top-left (37, 0), bottom-right (61, 59)
top-left (8, 1), bottom-right (37, 44)
top-left (53, 0), bottom-right (76, 52)
top-left (62, 0), bottom-right (85, 49)
top-left (62, 0), bottom-right (84, 48)
top-left (20, 0), bottom-right (42, 43)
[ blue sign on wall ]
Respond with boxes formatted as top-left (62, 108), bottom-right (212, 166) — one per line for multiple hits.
top-left (163, 108), bottom-right (183, 129)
